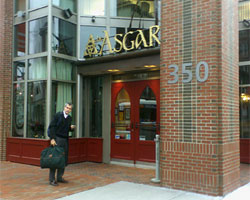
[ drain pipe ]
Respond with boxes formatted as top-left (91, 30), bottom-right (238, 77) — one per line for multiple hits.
top-left (151, 134), bottom-right (160, 183)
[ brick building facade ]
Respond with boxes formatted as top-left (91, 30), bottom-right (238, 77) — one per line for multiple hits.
top-left (0, 0), bottom-right (247, 197)
top-left (160, 0), bottom-right (240, 195)
top-left (0, 0), bottom-right (12, 161)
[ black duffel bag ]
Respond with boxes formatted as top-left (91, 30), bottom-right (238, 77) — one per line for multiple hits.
top-left (40, 146), bottom-right (65, 169)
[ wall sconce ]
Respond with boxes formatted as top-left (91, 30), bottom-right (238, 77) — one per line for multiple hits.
top-left (92, 16), bottom-right (96, 23)
top-left (64, 9), bottom-right (73, 19)
top-left (243, 19), bottom-right (250, 28)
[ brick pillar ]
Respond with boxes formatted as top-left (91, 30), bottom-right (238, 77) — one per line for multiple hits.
top-left (0, 0), bottom-right (13, 160)
top-left (160, 0), bottom-right (239, 196)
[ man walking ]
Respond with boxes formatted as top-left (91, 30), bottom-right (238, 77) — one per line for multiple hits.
top-left (48, 102), bottom-right (75, 186)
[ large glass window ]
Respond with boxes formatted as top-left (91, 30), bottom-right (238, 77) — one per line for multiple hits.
top-left (52, 58), bottom-right (76, 81)
top-left (89, 77), bottom-right (103, 137)
top-left (240, 65), bottom-right (250, 85)
top-left (15, 0), bottom-right (26, 13)
top-left (80, 26), bottom-right (106, 58)
top-left (52, 17), bottom-right (76, 56)
top-left (239, 29), bottom-right (250, 62)
top-left (29, 17), bottom-right (48, 54)
top-left (27, 81), bottom-right (46, 138)
top-left (82, 0), bottom-right (105, 16)
top-left (29, 0), bottom-right (48, 10)
top-left (14, 23), bottom-right (26, 57)
top-left (110, 0), bottom-right (155, 18)
top-left (13, 61), bottom-right (25, 81)
top-left (52, 81), bottom-right (76, 136)
top-left (240, 87), bottom-right (250, 138)
top-left (239, 0), bottom-right (250, 21)
top-left (28, 57), bottom-right (47, 80)
top-left (12, 83), bottom-right (25, 137)
top-left (53, 0), bottom-right (76, 13)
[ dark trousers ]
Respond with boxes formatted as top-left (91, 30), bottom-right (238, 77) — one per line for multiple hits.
top-left (49, 137), bottom-right (68, 182)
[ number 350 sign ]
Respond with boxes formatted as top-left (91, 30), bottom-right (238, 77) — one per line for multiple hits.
top-left (167, 61), bottom-right (209, 84)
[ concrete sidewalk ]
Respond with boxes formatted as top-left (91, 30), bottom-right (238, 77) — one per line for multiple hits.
top-left (56, 181), bottom-right (250, 200)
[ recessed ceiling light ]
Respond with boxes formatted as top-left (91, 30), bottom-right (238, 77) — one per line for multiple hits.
top-left (107, 69), bottom-right (120, 72)
top-left (144, 65), bottom-right (157, 68)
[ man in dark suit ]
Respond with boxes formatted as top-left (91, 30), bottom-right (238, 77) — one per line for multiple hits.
top-left (48, 102), bottom-right (75, 186)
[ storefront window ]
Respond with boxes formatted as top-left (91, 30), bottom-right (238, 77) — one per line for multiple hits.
top-left (13, 61), bottom-right (25, 81)
top-left (82, 0), bottom-right (105, 16)
top-left (29, 17), bottom-right (48, 54)
top-left (239, 0), bottom-right (250, 21)
top-left (15, 0), bottom-right (26, 13)
top-left (28, 57), bottom-right (47, 80)
top-left (110, 0), bottom-right (155, 18)
top-left (240, 87), bottom-right (250, 138)
top-left (89, 77), bottom-right (103, 137)
top-left (27, 81), bottom-right (46, 138)
top-left (52, 82), bottom-right (76, 136)
top-left (52, 17), bottom-right (76, 56)
top-left (29, 0), bottom-right (48, 10)
top-left (53, 0), bottom-right (76, 12)
top-left (80, 26), bottom-right (106, 58)
top-left (52, 57), bottom-right (76, 81)
top-left (12, 83), bottom-right (25, 137)
top-left (139, 86), bottom-right (157, 141)
top-left (239, 30), bottom-right (250, 62)
top-left (14, 23), bottom-right (26, 57)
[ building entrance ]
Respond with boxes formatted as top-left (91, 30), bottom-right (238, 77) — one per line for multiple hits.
top-left (111, 79), bottom-right (160, 163)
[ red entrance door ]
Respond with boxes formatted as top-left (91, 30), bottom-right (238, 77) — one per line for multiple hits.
top-left (111, 79), bottom-right (160, 163)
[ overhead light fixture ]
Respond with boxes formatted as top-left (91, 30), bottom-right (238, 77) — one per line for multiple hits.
top-left (144, 65), bottom-right (157, 68)
top-left (243, 19), bottom-right (250, 28)
top-left (107, 69), bottom-right (120, 72)
top-left (63, 8), bottom-right (73, 19)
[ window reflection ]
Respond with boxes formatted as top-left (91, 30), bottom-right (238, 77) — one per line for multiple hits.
top-left (110, 0), bottom-right (155, 18)
top-left (12, 83), bottom-right (24, 137)
top-left (27, 81), bottom-right (46, 138)
top-left (82, 0), bottom-right (105, 16)
top-left (115, 88), bottom-right (131, 140)
top-left (15, 0), bottom-right (26, 13)
top-left (29, 17), bottom-right (47, 54)
top-left (14, 23), bottom-right (26, 57)
top-left (14, 61), bottom-right (25, 81)
top-left (139, 86), bottom-right (156, 141)
top-left (240, 87), bottom-right (250, 138)
top-left (28, 57), bottom-right (47, 80)
top-left (53, 0), bottom-right (76, 12)
top-left (52, 17), bottom-right (76, 56)
top-left (239, 30), bottom-right (250, 62)
top-left (89, 77), bottom-right (103, 137)
top-left (29, 0), bottom-right (48, 9)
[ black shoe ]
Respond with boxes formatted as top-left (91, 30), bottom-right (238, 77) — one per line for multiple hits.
top-left (57, 178), bottom-right (68, 183)
top-left (49, 180), bottom-right (58, 186)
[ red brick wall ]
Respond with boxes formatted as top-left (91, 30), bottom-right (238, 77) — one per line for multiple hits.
top-left (160, 0), bottom-right (239, 196)
top-left (0, 0), bottom-right (13, 161)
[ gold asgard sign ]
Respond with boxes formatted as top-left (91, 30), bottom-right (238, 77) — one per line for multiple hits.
top-left (84, 25), bottom-right (161, 58)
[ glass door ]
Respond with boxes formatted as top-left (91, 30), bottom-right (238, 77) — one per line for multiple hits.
top-left (111, 79), bottom-right (159, 162)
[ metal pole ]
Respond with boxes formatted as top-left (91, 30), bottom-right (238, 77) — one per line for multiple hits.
top-left (151, 134), bottom-right (160, 183)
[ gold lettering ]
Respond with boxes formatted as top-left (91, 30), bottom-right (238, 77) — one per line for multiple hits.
top-left (113, 34), bottom-right (123, 53)
top-left (84, 34), bottom-right (98, 57)
top-left (99, 31), bottom-right (113, 55)
top-left (123, 31), bottom-right (135, 51)
top-left (135, 30), bottom-right (149, 49)
top-left (149, 25), bottom-right (161, 47)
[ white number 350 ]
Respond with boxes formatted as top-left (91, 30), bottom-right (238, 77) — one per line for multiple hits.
top-left (167, 61), bottom-right (209, 84)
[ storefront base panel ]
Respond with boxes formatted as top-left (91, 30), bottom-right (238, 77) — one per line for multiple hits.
top-left (6, 137), bottom-right (103, 166)
top-left (240, 139), bottom-right (250, 164)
